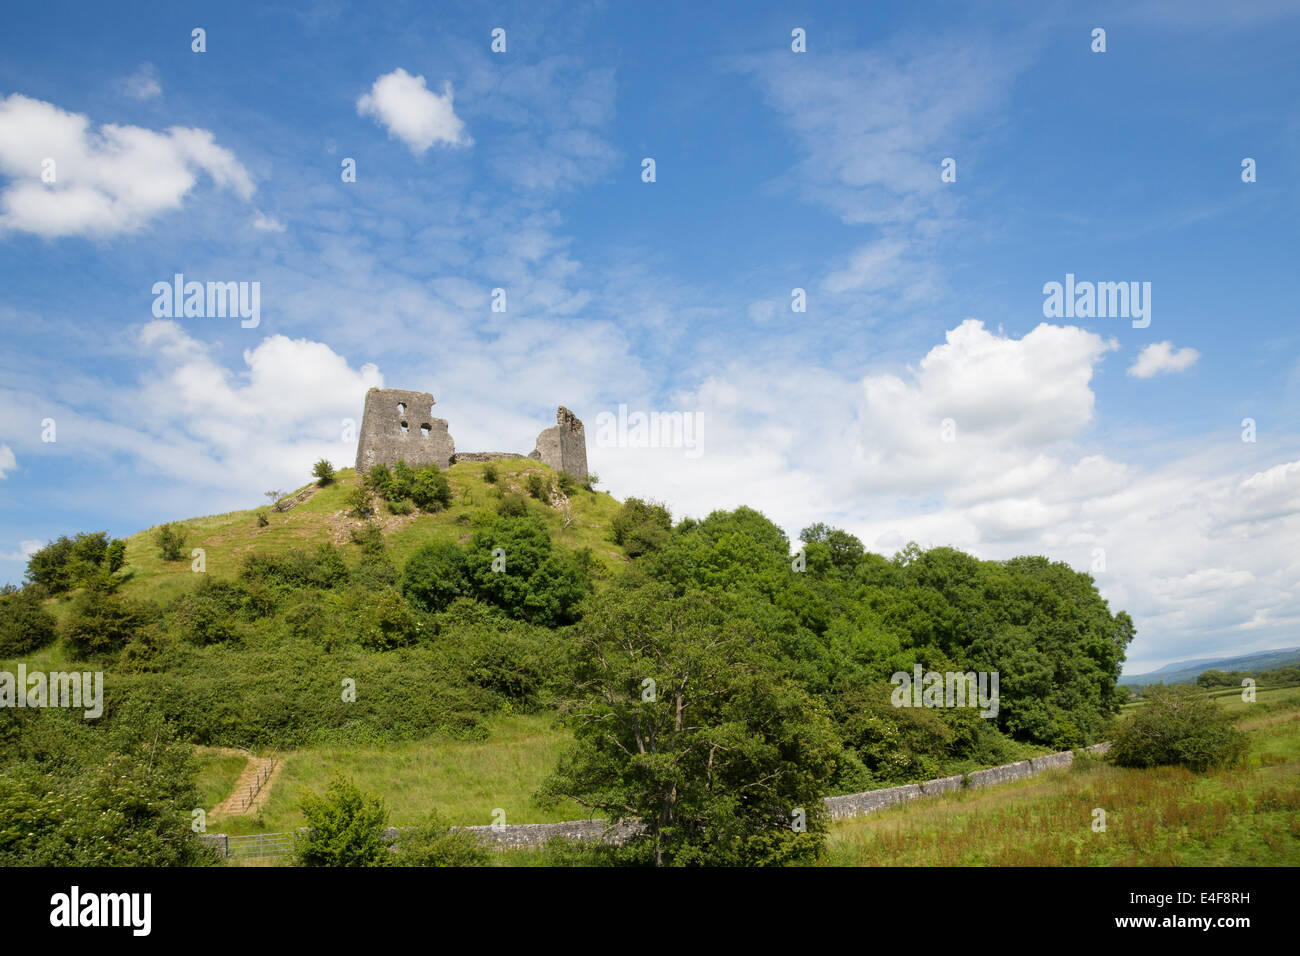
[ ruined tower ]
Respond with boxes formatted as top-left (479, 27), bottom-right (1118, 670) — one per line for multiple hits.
top-left (354, 387), bottom-right (456, 473)
top-left (529, 406), bottom-right (588, 481)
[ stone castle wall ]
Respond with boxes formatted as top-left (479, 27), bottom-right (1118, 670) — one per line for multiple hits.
top-left (354, 388), bottom-right (587, 478)
top-left (528, 406), bottom-right (588, 481)
top-left (354, 388), bottom-right (455, 473)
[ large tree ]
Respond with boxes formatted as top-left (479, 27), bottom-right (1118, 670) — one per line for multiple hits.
top-left (544, 583), bottom-right (840, 866)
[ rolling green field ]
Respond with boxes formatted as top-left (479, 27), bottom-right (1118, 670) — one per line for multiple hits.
top-left (205, 713), bottom-right (583, 836)
top-left (822, 688), bottom-right (1300, 866)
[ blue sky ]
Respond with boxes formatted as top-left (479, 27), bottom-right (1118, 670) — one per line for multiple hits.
top-left (1, 0), bottom-right (1298, 672)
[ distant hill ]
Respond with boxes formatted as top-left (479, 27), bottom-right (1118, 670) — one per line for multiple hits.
top-left (1119, 647), bottom-right (1300, 686)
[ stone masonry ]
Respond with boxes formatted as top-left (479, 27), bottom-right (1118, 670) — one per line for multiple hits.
top-left (529, 406), bottom-right (588, 481)
top-left (354, 388), bottom-right (588, 478)
top-left (355, 388), bottom-right (455, 473)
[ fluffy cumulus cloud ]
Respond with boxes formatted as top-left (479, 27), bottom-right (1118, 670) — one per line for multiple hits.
top-left (356, 69), bottom-right (472, 154)
top-left (0, 442), bottom-right (15, 477)
top-left (0, 322), bottom-right (382, 510)
top-left (0, 94), bottom-right (254, 237)
top-left (1128, 340), bottom-right (1200, 378)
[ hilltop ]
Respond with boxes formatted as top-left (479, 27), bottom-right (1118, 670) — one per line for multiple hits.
top-left (114, 458), bottom-right (627, 606)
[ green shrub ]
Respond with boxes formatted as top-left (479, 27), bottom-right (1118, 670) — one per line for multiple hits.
top-left (347, 485), bottom-right (375, 518)
top-left (464, 517), bottom-right (588, 627)
top-left (389, 810), bottom-right (489, 866)
top-left (409, 466), bottom-right (453, 512)
top-left (64, 585), bottom-right (157, 659)
top-left (365, 463), bottom-right (394, 497)
top-left (355, 587), bottom-right (423, 650)
top-left (0, 699), bottom-right (219, 866)
top-left (25, 532), bottom-right (121, 593)
top-left (0, 585), bottom-right (58, 656)
top-left (401, 541), bottom-right (469, 613)
top-left (1109, 686), bottom-right (1249, 772)
top-left (611, 498), bottom-right (672, 557)
top-left (105, 539), bottom-right (127, 573)
top-left (557, 471), bottom-right (579, 496)
top-left (256, 511), bottom-right (270, 528)
top-left (482, 463), bottom-right (498, 484)
top-left (153, 523), bottom-right (188, 562)
top-left (296, 776), bottom-right (390, 867)
top-left (312, 459), bottom-right (336, 486)
top-left (169, 578), bottom-right (246, 646)
top-left (386, 498), bottom-right (414, 516)
top-left (497, 492), bottom-right (528, 517)
top-left (525, 474), bottom-right (548, 499)
top-left (240, 544), bottom-right (350, 590)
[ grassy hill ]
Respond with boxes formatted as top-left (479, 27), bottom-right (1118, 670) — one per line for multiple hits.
top-left (113, 458), bottom-right (628, 606)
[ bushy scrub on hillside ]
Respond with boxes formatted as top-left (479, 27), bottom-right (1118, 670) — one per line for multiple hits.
top-left (497, 492), bottom-right (528, 516)
top-left (0, 699), bottom-right (218, 866)
top-left (365, 460), bottom-right (452, 513)
top-left (153, 522), bottom-right (188, 562)
top-left (64, 581), bottom-right (159, 659)
top-left (0, 584), bottom-right (58, 656)
top-left (312, 458), bottom-right (336, 486)
top-left (525, 473), bottom-right (548, 499)
top-left (240, 543), bottom-right (350, 590)
top-left (24, 531), bottom-right (126, 593)
top-left (402, 516), bottom-right (589, 628)
top-left (610, 497), bottom-right (672, 557)
top-left (1109, 686), bottom-right (1248, 771)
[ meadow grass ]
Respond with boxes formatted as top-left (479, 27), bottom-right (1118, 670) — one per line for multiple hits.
top-left (194, 750), bottom-right (251, 810)
top-left (823, 695), bottom-right (1300, 866)
top-left (207, 712), bottom-right (582, 836)
top-left (101, 460), bottom-right (625, 606)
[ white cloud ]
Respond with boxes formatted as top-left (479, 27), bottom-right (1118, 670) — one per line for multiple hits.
top-left (356, 69), bottom-right (472, 154)
top-left (1128, 341), bottom-right (1200, 378)
top-left (0, 443), bottom-right (15, 477)
top-left (739, 34), bottom-right (1031, 227)
top-left (123, 63), bottom-right (162, 100)
top-left (0, 94), bottom-right (254, 237)
top-left (0, 539), bottom-right (41, 562)
top-left (252, 211), bottom-right (285, 232)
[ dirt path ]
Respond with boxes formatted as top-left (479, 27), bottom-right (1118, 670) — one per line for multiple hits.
top-left (211, 755), bottom-right (282, 818)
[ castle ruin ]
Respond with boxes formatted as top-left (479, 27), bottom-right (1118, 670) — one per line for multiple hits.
top-left (354, 387), bottom-right (588, 481)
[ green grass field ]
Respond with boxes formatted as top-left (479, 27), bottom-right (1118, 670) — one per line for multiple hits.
top-left (822, 688), bottom-right (1300, 866)
top-left (207, 712), bottom-right (583, 836)
top-left (194, 750), bottom-right (250, 810)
